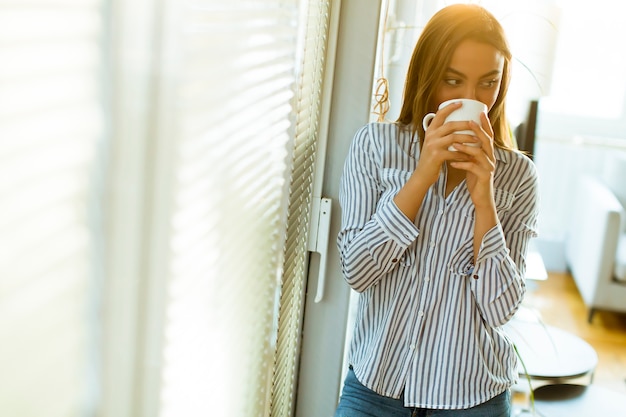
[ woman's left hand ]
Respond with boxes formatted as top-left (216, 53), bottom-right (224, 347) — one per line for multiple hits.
top-left (449, 112), bottom-right (496, 209)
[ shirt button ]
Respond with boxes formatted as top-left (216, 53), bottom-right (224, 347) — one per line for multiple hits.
top-left (473, 274), bottom-right (479, 280)
top-left (391, 258), bottom-right (398, 263)
top-left (424, 276), bottom-right (430, 282)
top-left (429, 241), bottom-right (435, 248)
top-left (438, 210), bottom-right (444, 215)
top-left (418, 311), bottom-right (424, 317)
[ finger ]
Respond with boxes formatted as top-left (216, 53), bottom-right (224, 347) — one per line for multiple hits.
top-left (448, 160), bottom-right (477, 174)
top-left (480, 111), bottom-right (494, 136)
top-left (451, 144), bottom-right (491, 170)
top-left (439, 121), bottom-right (477, 136)
top-left (449, 159), bottom-right (492, 181)
top-left (466, 119), bottom-right (495, 159)
top-left (451, 140), bottom-right (495, 176)
top-left (451, 131), bottom-right (481, 146)
top-left (477, 113), bottom-right (495, 154)
top-left (426, 101), bottom-right (463, 129)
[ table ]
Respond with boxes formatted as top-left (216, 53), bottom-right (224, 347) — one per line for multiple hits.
top-left (531, 384), bottom-right (626, 416)
top-left (525, 243), bottom-right (548, 281)
top-left (504, 318), bottom-right (598, 391)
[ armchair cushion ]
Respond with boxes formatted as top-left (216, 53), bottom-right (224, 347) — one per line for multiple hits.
top-left (615, 234), bottom-right (626, 282)
top-left (602, 151), bottom-right (626, 232)
top-left (565, 175), bottom-right (626, 317)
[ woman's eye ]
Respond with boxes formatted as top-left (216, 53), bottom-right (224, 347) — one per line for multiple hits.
top-left (444, 79), bottom-right (461, 86)
top-left (481, 79), bottom-right (499, 88)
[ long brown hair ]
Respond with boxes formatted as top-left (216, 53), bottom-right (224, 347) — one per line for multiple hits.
top-left (396, 4), bottom-right (514, 151)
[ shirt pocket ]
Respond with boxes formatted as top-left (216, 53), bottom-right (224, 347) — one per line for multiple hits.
top-left (448, 189), bottom-right (515, 276)
top-left (493, 188), bottom-right (515, 226)
top-left (460, 188), bottom-right (515, 219)
top-left (494, 188), bottom-right (514, 212)
top-left (462, 188), bottom-right (514, 220)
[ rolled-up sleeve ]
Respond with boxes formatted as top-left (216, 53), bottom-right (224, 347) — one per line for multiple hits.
top-left (470, 160), bottom-right (540, 327)
top-left (337, 125), bottom-right (419, 292)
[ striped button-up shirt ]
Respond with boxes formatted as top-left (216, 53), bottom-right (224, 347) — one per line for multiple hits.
top-left (337, 122), bottom-right (539, 409)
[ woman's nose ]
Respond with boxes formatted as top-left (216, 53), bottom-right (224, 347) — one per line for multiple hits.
top-left (460, 88), bottom-right (477, 100)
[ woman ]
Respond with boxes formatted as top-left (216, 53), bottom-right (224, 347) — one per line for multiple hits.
top-left (335, 4), bottom-right (538, 417)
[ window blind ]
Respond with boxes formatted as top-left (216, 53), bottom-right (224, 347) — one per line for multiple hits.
top-left (0, 1), bottom-right (334, 416)
top-left (270, 1), bottom-right (332, 416)
top-left (0, 1), bottom-right (104, 416)
top-left (150, 1), bottom-right (305, 416)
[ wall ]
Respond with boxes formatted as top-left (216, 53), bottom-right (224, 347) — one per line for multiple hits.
top-left (533, 134), bottom-right (626, 271)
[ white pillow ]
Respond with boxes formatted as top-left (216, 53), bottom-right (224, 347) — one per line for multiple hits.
top-left (602, 152), bottom-right (626, 232)
top-left (614, 234), bottom-right (626, 283)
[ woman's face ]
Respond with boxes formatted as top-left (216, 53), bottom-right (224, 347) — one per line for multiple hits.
top-left (432, 39), bottom-right (505, 111)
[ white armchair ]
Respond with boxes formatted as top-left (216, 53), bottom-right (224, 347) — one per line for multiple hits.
top-left (564, 153), bottom-right (626, 322)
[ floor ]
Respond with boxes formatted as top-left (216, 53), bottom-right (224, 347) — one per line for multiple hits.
top-left (514, 271), bottom-right (626, 403)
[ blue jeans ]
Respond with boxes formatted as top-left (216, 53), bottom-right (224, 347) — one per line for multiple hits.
top-left (334, 368), bottom-right (510, 417)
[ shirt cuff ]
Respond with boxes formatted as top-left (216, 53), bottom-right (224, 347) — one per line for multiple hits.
top-left (475, 223), bottom-right (508, 265)
top-left (372, 199), bottom-right (419, 247)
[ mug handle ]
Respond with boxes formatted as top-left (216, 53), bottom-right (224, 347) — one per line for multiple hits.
top-left (422, 112), bottom-right (436, 131)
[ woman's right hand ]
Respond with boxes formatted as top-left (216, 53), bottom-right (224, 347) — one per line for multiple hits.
top-left (417, 101), bottom-right (475, 184)
top-left (393, 101), bottom-right (476, 221)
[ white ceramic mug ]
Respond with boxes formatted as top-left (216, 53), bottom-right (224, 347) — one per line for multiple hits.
top-left (422, 98), bottom-right (487, 151)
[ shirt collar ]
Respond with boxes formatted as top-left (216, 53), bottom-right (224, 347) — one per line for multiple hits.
top-left (494, 147), bottom-right (511, 164)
